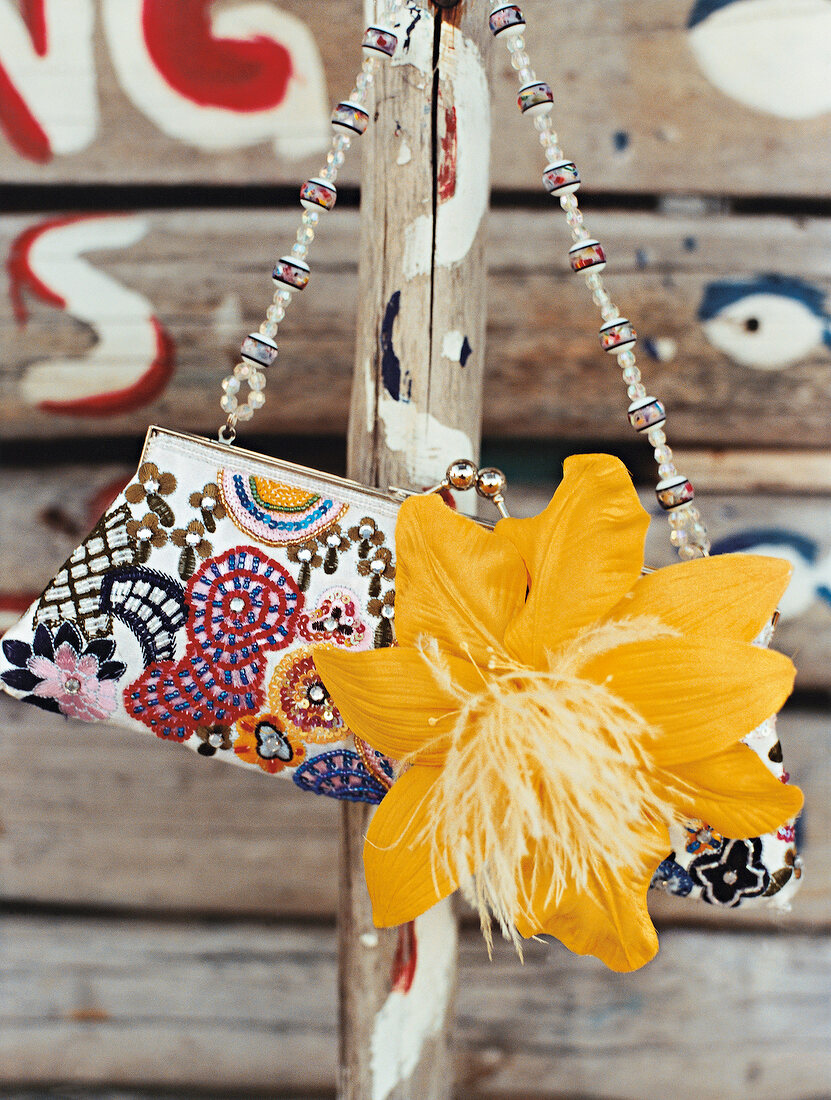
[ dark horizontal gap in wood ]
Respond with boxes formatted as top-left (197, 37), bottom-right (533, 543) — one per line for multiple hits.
top-left (5, 434), bottom-right (831, 496)
top-left (0, 897), bottom-right (337, 928)
top-left (1, 183), bottom-right (829, 218)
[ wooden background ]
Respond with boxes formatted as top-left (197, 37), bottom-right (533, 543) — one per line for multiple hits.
top-left (1, 0), bottom-right (830, 1096)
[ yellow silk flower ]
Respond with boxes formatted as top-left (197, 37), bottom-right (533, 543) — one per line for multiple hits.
top-left (314, 454), bottom-right (803, 972)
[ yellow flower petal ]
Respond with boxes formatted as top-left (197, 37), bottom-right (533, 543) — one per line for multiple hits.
top-left (582, 638), bottom-right (795, 766)
top-left (394, 495), bottom-right (528, 665)
top-left (497, 455), bottom-right (650, 665)
top-left (663, 742), bottom-right (804, 839)
top-left (313, 646), bottom-right (484, 765)
top-left (516, 826), bottom-right (670, 973)
top-left (364, 764), bottom-right (458, 927)
top-left (606, 554), bottom-right (792, 643)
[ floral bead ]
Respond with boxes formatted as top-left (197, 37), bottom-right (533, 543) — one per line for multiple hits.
top-left (188, 482), bottom-right (227, 533)
top-left (195, 724), bottom-right (235, 756)
top-left (234, 713), bottom-right (306, 774)
top-left (368, 590), bottom-right (395, 648)
top-left (316, 523), bottom-right (352, 575)
top-left (125, 462), bottom-right (177, 526)
top-left (170, 521), bottom-right (213, 579)
top-left (358, 546), bottom-right (395, 597)
top-left (287, 540), bottom-right (323, 591)
top-left (126, 512), bottom-right (168, 563)
top-left (348, 516), bottom-right (385, 559)
top-left (269, 645), bottom-right (348, 744)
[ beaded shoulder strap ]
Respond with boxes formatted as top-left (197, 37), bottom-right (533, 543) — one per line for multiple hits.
top-left (216, 1), bottom-right (710, 562)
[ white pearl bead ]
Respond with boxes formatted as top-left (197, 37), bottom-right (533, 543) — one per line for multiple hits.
top-left (220, 393), bottom-right (238, 413)
top-left (628, 383), bottom-right (647, 400)
top-left (622, 366), bottom-right (641, 384)
top-left (236, 403), bottom-right (254, 422)
top-left (248, 370), bottom-right (266, 392)
top-left (297, 226), bottom-right (315, 246)
top-left (222, 375), bottom-right (240, 395)
top-left (654, 445), bottom-right (673, 463)
top-left (510, 51), bottom-right (530, 70)
top-left (266, 305), bottom-right (283, 323)
top-left (618, 350), bottom-right (636, 368)
top-left (260, 321), bottom-right (278, 337)
top-left (647, 428), bottom-right (667, 446)
top-left (302, 209), bottom-right (320, 227)
top-left (234, 362), bottom-right (251, 380)
top-left (248, 390), bottom-right (266, 410)
top-left (291, 243), bottom-right (308, 260)
top-left (658, 462), bottom-right (678, 479)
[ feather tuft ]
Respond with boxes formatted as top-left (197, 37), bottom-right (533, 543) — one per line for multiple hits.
top-left (408, 616), bottom-right (681, 953)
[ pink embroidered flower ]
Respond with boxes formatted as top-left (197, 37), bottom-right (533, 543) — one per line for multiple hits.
top-left (1, 621), bottom-right (125, 721)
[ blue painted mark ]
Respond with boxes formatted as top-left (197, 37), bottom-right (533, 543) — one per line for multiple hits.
top-left (683, 236), bottom-right (698, 252)
top-left (381, 291), bottom-right (402, 400)
top-left (613, 130), bottom-right (630, 152)
top-left (712, 528), bottom-right (819, 565)
top-left (699, 275), bottom-right (831, 355)
top-left (643, 337), bottom-right (660, 361)
top-left (688, 0), bottom-right (750, 29)
top-left (459, 336), bottom-right (473, 367)
top-left (635, 249), bottom-right (649, 269)
top-left (698, 275), bottom-right (827, 326)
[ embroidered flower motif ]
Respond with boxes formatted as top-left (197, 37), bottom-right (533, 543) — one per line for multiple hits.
top-left (126, 546), bottom-right (302, 742)
top-left (126, 512), bottom-right (168, 563)
top-left (186, 545), bottom-right (303, 666)
top-left (195, 724), bottom-right (235, 757)
top-left (286, 540), bottom-right (323, 592)
top-left (316, 523), bottom-right (352, 575)
top-left (368, 590), bottom-right (396, 649)
top-left (315, 454), bottom-right (803, 972)
top-left (357, 546), bottom-right (395, 598)
top-left (188, 482), bottom-right (226, 533)
top-left (269, 645), bottom-right (347, 744)
top-left (764, 846), bottom-right (803, 897)
top-left (125, 462), bottom-right (177, 526)
top-left (234, 713), bottom-right (306, 774)
top-left (292, 748), bottom-right (389, 803)
top-left (171, 520), bottom-right (213, 579)
top-left (651, 853), bottom-right (694, 897)
top-left (684, 822), bottom-right (724, 857)
top-left (298, 586), bottom-right (371, 649)
top-left (349, 516), bottom-right (386, 560)
top-left (1, 621), bottom-right (125, 721)
top-left (689, 838), bottom-right (770, 906)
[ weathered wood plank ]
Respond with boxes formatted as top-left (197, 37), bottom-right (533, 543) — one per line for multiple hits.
top-left (2, 208), bottom-right (831, 445)
top-left (1, 916), bottom-right (829, 1099)
top-left (1, 2), bottom-right (829, 197)
top-left (0, 693), bottom-right (825, 929)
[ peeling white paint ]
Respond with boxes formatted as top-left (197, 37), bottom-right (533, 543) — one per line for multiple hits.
top-left (391, 4), bottom-right (434, 76)
top-left (689, 0), bottom-right (831, 119)
top-left (441, 330), bottom-right (466, 363)
top-left (364, 356), bottom-right (376, 434)
top-left (402, 32), bottom-right (490, 278)
top-left (397, 141), bottom-right (413, 166)
top-left (360, 931), bottom-right (380, 949)
top-left (378, 393), bottom-right (474, 488)
top-left (211, 292), bottom-right (243, 338)
top-left (649, 337), bottom-right (678, 363)
top-left (370, 901), bottom-right (457, 1100)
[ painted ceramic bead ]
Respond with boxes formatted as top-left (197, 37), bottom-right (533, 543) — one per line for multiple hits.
top-left (241, 333), bottom-right (279, 369)
top-left (517, 81), bottom-right (554, 116)
top-left (656, 476), bottom-right (695, 511)
top-left (569, 239), bottom-right (607, 273)
top-left (599, 317), bottom-right (637, 353)
top-left (543, 160), bottom-right (581, 196)
top-left (628, 396), bottom-right (666, 434)
top-left (332, 100), bottom-right (370, 135)
top-left (362, 26), bottom-right (398, 58)
top-left (489, 4), bottom-right (526, 37)
top-left (272, 257), bottom-right (311, 291)
top-left (300, 177), bottom-right (337, 213)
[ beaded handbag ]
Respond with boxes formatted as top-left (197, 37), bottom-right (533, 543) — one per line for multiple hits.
top-left (0, 2), bottom-right (802, 928)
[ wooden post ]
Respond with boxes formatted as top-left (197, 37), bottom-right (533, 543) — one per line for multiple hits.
top-left (339, 2), bottom-right (491, 1097)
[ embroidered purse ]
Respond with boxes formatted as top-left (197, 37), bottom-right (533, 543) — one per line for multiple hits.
top-left (0, 4), bottom-right (802, 929)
